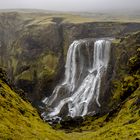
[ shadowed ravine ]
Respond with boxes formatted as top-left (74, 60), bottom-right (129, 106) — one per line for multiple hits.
top-left (42, 39), bottom-right (112, 121)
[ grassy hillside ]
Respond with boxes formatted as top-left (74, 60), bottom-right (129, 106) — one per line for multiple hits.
top-left (0, 68), bottom-right (69, 140)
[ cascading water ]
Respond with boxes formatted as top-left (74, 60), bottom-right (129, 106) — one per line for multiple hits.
top-left (41, 39), bottom-right (111, 121)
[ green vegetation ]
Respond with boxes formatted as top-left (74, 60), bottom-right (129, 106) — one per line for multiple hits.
top-left (1, 65), bottom-right (140, 140)
top-left (1, 33), bottom-right (140, 139)
top-left (65, 32), bottom-right (140, 140)
top-left (38, 53), bottom-right (58, 79)
top-left (66, 86), bottom-right (140, 139)
top-left (0, 13), bottom-right (140, 139)
top-left (0, 68), bottom-right (69, 140)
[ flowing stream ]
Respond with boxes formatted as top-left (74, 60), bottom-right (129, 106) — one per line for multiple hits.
top-left (42, 39), bottom-right (111, 121)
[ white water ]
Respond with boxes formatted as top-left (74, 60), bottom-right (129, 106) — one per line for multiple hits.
top-left (42, 39), bottom-right (111, 120)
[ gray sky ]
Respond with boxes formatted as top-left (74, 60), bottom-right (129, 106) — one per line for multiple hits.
top-left (0, 0), bottom-right (140, 12)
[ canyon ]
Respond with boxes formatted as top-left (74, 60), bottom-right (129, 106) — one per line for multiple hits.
top-left (0, 11), bottom-right (140, 105)
top-left (0, 11), bottom-right (140, 139)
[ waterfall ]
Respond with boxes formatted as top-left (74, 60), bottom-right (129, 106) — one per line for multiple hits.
top-left (42, 39), bottom-right (111, 121)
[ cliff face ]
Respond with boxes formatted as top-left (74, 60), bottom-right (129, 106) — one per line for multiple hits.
top-left (0, 11), bottom-right (140, 106)
top-left (0, 12), bottom-right (140, 139)
top-left (62, 22), bottom-right (140, 54)
top-left (53, 32), bottom-right (140, 140)
top-left (0, 12), bottom-right (64, 104)
top-left (110, 31), bottom-right (140, 105)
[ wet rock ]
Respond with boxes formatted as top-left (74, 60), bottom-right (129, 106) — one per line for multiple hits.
top-left (60, 116), bottom-right (84, 129)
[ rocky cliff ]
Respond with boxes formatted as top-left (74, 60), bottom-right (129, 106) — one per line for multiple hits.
top-left (0, 31), bottom-right (140, 140)
top-left (0, 11), bottom-right (140, 107)
top-left (52, 32), bottom-right (140, 140)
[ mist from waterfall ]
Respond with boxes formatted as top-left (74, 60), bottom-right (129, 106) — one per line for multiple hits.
top-left (42, 39), bottom-right (111, 121)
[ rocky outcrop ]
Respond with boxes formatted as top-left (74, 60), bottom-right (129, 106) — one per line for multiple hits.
top-left (0, 11), bottom-right (140, 106)
top-left (110, 31), bottom-right (140, 105)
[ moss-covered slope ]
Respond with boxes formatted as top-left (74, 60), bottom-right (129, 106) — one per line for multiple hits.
top-left (48, 32), bottom-right (139, 140)
top-left (0, 68), bottom-right (69, 140)
top-left (67, 88), bottom-right (140, 140)
top-left (64, 32), bottom-right (140, 140)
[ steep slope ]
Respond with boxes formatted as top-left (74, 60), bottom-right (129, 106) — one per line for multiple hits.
top-left (0, 11), bottom-right (140, 105)
top-left (0, 68), bottom-right (69, 140)
top-left (62, 32), bottom-right (140, 140)
top-left (68, 88), bottom-right (140, 140)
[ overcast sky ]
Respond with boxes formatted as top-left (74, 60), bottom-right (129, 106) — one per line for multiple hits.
top-left (0, 0), bottom-right (140, 12)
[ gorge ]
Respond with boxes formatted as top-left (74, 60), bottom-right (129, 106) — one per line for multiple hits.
top-left (0, 11), bottom-right (140, 140)
top-left (0, 11), bottom-right (140, 106)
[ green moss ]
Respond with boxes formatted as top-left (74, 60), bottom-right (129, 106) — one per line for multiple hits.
top-left (1, 31), bottom-right (140, 140)
top-left (64, 32), bottom-right (140, 140)
top-left (39, 66), bottom-right (55, 80)
top-left (66, 87), bottom-right (140, 140)
top-left (41, 54), bottom-right (58, 70)
top-left (122, 76), bottom-right (139, 93)
top-left (112, 39), bottom-right (121, 44)
top-left (113, 75), bottom-right (139, 103)
top-left (16, 70), bottom-right (33, 81)
top-left (13, 53), bottom-right (58, 83)
top-left (129, 48), bottom-right (140, 74)
top-left (0, 71), bottom-right (69, 140)
top-left (38, 53), bottom-right (58, 79)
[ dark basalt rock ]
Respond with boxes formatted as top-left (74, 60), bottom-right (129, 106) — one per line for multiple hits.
top-left (60, 116), bottom-right (84, 130)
